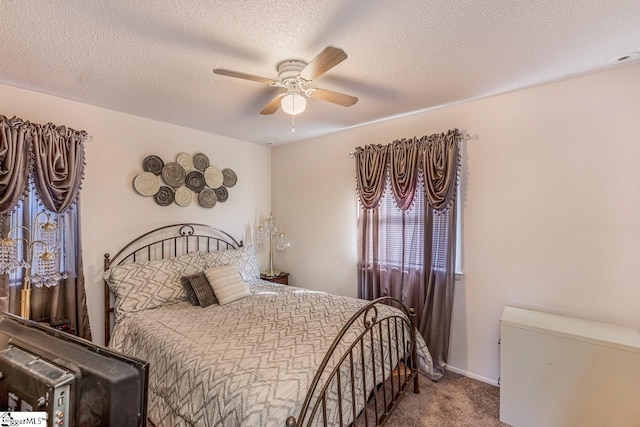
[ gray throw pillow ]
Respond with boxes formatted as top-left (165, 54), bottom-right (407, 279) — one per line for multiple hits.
top-left (181, 274), bottom-right (201, 306)
top-left (186, 271), bottom-right (218, 307)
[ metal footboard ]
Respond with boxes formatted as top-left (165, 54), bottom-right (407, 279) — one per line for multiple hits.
top-left (287, 297), bottom-right (420, 427)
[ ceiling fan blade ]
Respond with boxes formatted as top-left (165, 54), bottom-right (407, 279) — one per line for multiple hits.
top-left (299, 47), bottom-right (348, 81)
top-left (260, 94), bottom-right (284, 115)
top-left (309, 88), bottom-right (358, 107)
top-left (213, 69), bottom-right (275, 84)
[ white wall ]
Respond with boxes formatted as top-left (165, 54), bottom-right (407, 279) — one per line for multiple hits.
top-left (272, 63), bottom-right (640, 383)
top-left (0, 84), bottom-right (271, 345)
top-left (3, 62), bottom-right (639, 382)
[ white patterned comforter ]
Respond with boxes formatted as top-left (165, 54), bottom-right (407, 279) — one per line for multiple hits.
top-left (109, 280), bottom-right (433, 426)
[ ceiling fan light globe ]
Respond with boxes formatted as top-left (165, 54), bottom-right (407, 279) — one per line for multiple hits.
top-left (281, 94), bottom-right (307, 115)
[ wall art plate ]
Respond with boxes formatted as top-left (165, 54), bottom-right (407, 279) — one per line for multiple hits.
top-left (154, 186), bottom-right (175, 206)
top-left (176, 152), bottom-right (194, 171)
top-left (192, 152), bottom-right (210, 172)
top-left (198, 188), bottom-right (217, 208)
top-left (133, 171), bottom-right (160, 196)
top-left (174, 186), bottom-right (193, 207)
top-left (185, 170), bottom-right (206, 192)
top-left (204, 166), bottom-right (223, 189)
top-left (222, 168), bottom-right (237, 187)
top-left (161, 162), bottom-right (186, 188)
top-left (213, 186), bottom-right (228, 202)
top-left (142, 155), bottom-right (164, 175)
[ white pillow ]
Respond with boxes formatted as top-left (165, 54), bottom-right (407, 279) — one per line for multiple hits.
top-left (204, 265), bottom-right (250, 305)
top-left (202, 244), bottom-right (260, 281)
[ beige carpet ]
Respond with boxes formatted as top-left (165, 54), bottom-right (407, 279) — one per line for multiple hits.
top-left (149, 370), bottom-right (508, 427)
top-left (363, 370), bottom-right (509, 427)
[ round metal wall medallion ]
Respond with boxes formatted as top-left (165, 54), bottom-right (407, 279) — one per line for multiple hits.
top-left (133, 172), bottom-right (160, 197)
top-left (213, 186), bottom-right (228, 202)
top-left (142, 155), bottom-right (164, 175)
top-left (154, 186), bottom-right (175, 206)
top-left (204, 166), bottom-right (224, 189)
top-left (198, 188), bottom-right (217, 208)
top-left (174, 186), bottom-right (193, 207)
top-left (176, 152), bottom-right (194, 171)
top-left (185, 170), bottom-right (206, 192)
top-left (161, 162), bottom-right (186, 188)
top-left (192, 152), bottom-right (210, 172)
top-left (222, 168), bottom-right (237, 187)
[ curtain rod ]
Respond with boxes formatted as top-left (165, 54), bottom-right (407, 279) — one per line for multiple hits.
top-left (348, 130), bottom-right (474, 158)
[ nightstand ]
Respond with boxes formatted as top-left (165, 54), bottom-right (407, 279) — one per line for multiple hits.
top-left (260, 272), bottom-right (289, 285)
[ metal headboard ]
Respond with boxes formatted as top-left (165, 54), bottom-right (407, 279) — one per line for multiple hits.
top-left (103, 223), bottom-right (244, 345)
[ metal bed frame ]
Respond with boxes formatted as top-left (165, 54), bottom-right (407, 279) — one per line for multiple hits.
top-left (103, 223), bottom-right (419, 426)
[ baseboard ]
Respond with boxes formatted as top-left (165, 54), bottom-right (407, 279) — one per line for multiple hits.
top-left (445, 364), bottom-right (499, 387)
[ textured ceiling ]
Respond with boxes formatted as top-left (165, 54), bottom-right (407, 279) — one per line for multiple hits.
top-left (1, 0), bottom-right (639, 145)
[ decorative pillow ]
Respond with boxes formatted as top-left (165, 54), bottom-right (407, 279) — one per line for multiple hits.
top-left (103, 251), bottom-right (205, 319)
top-left (181, 274), bottom-right (200, 306)
top-left (203, 265), bottom-right (250, 305)
top-left (202, 244), bottom-right (260, 282)
top-left (182, 272), bottom-right (218, 308)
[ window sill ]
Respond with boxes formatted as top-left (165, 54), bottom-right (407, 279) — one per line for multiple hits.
top-left (455, 272), bottom-right (464, 281)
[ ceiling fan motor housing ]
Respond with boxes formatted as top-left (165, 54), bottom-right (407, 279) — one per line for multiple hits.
top-left (277, 60), bottom-right (307, 83)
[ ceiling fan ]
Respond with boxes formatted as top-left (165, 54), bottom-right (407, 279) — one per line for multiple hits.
top-left (213, 46), bottom-right (358, 117)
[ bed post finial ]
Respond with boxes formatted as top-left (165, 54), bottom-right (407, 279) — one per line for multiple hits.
top-left (285, 416), bottom-right (297, 427)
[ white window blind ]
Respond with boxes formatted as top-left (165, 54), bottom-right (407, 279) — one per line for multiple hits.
top-left (359, 179), bottom-right (457, 273)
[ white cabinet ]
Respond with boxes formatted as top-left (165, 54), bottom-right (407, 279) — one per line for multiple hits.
top-left (499, 306), bottom-right (640, 427)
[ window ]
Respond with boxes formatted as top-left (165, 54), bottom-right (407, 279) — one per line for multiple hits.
top-left (6, 201), bottom-right (29, 288)
top-left (6, 183), bottom-right (67, 288)
top-left (358, 179), bottom-right (462, 276)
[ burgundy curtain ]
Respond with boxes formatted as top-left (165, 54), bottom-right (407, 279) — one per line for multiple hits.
top-left (356, 129), bottom-right (460, 380)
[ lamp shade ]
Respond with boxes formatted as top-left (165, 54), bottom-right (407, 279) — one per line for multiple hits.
top-left (281, 93), bottom-right (307, 115)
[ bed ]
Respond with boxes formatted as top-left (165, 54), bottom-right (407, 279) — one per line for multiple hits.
top-left (103, 223), bottom-right (434, 426)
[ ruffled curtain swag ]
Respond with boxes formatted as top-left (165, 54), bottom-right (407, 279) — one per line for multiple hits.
top-left (0, 117), bottom-right (30, 215)
top-left (354, 143), bottom-right (389, 209)
top-left (422, 130), bottom-right (460, 210)
top-left (390, 138), bottom-right (420, 211)
top-left (0, 115), bottom-right (87, 215)
top-left (355, 129), bottom-right (460, 211)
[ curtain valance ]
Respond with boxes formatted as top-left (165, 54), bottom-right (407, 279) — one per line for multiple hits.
top-left (390, 138), bottom-right (420, 210)
top-left (0, 116), bottom-right (88, 215)
top-left (355, 129), bottom-right (460, 211)
top-left (421, 130), bottom-right (460, 211)
top-left (354, 143), bottom-right (389, 209)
